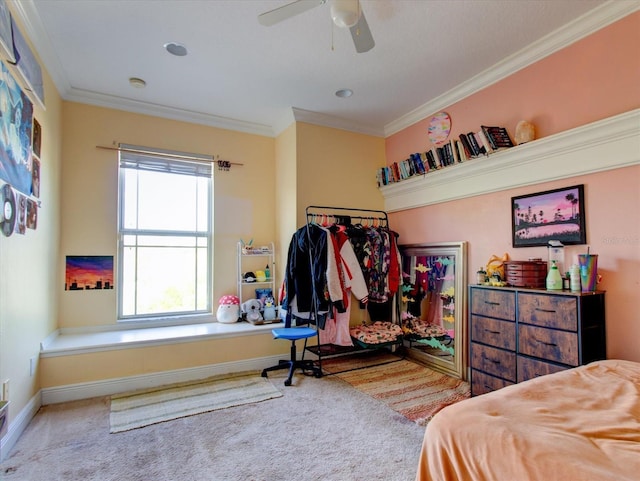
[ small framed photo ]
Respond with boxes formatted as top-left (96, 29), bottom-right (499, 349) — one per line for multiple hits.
top-left (512, 184), bottom-right (586, 247)
top-left (32, 118), bottom-right (41, 158)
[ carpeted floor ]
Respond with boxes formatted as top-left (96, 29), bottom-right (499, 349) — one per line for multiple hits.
top-left (1, 358), bottom-right (469, 481)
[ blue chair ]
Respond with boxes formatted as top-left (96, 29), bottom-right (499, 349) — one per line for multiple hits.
top-left (261, 327), bottom-right (322, 386)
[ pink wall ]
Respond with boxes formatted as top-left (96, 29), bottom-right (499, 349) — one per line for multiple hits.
top-left (386, 12), bottom-right (640, 162)
top-left (386, 13), bottom-right (640, 362)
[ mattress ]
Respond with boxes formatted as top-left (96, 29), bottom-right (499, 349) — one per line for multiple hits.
top-left (415, 359), bottom-right (640, 481)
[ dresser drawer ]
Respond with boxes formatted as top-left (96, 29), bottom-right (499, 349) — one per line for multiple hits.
top-left (517, 355), bottom-right (567, 383)
top-left (471, 315), bottom-right (515, 350)
top-left (471, 369), bottom-right (514, 396)
top-left (518, 324), bottom-right (579, 366)
top-left (471, 289), bottom-right (516, 320)
top-left (518, 293), bottom-right (577, 331)
top-left (471, 342), bottom-right (516, 382)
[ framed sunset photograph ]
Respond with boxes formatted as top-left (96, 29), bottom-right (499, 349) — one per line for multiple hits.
top-left (511, 184), bottom-right (586, 247)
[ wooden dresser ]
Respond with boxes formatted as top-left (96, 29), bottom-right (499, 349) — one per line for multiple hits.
top-left (469, 285), bottom-right (606, 396)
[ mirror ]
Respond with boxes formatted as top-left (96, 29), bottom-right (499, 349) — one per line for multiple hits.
top-left (398, 242), bottom-right (467, 379)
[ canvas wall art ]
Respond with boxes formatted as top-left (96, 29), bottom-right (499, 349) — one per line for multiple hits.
top-left (512, 184), bottom-right (586, 247)
top-left (65, 256), bottom-right (115, 291)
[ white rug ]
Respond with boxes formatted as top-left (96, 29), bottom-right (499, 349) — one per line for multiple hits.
top-left (110, 371), bottom-right (282, 433)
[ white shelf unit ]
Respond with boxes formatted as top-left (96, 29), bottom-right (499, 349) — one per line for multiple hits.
top-left (236, 241), bottom-right (276, 309)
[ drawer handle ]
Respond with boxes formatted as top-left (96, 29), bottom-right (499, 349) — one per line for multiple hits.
top-left (484, 328), bottom-right (501, 335)
top-left (484, 301), bottom-right (501, 306)
top-left (535, 308), bottom-right (556, 314)
top-left (482, 354), bottom-right (501, 365)
top-left (535, 338), bottom-right (557, 347)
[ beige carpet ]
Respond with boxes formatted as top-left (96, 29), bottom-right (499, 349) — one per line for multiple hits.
top-left (322, 352), bottom-right (470, 425)
top-left (2, 369), bottom-right (427, 481)
top-left (110, 371), bottom-right (282, 433)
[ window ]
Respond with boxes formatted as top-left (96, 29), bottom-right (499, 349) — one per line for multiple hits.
top-left (117, 144), bottom-right (212, 321)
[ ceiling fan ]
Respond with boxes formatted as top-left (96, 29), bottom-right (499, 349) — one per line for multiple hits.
top-left (258, 0), bottom-right (375, 53)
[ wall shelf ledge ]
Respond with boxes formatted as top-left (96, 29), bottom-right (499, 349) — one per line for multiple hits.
top-left (380, 109), bottom-right (640, 212)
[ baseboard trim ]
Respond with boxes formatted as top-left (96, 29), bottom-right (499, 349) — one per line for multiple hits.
top-left (41, 355), bottom-right (285, 405)
top-left (0, 391), bottom-right (42, 462)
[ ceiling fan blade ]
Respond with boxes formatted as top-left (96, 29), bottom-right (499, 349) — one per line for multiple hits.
top-left (349, 9), bottom-right (374, 53)
top-left (258, 0), bottom-right (326, 26)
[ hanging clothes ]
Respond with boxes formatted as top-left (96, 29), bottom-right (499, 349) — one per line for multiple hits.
top-left (320, 228), bottom-right (369, 346)
top-left (282, 224), bottom-right (330, 328)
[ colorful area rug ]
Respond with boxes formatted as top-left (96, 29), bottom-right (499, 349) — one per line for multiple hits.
top-left (322, 352), bottom-right (470, 425)
top-left (109, 371), bottom-right (282, 433)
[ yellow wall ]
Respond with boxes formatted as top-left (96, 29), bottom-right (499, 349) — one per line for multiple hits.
top-left (274, 122), bottom-right (297, 284)
top-left (295, 122), bottom-right (385, 226)
top-left (40, 333), bottom-right (282, 388)
top-left (0, 10), bottom-right (62, 431)
top-left (44, 111), bottom-right (387, 389)
top-left (59, 102), bottom-right (276, 328)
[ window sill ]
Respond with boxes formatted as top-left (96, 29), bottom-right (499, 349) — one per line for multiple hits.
top-left (40, 321), bottom-right (283, 358)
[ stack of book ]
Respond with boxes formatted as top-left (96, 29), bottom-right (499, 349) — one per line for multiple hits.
top-left (377, 124), bottom-right (515, 187)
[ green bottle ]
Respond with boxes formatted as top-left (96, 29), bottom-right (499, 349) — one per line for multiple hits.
top-left (546, 260), bottom-right (562, 290)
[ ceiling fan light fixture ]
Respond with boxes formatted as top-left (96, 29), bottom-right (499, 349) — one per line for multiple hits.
top-left (330, 0), bottom-right (360, 28)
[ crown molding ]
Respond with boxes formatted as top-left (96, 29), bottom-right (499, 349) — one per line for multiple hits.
top-left (64, 87), bottom-right (275, 137)
top-left (383, 1), bottom-right (640, 137)
top-left (289, 107), bottom-right (385, 137)
top-left (381, 109), bottom-right (640, 212)
top-left (13, 0), bottom-right (639, 140)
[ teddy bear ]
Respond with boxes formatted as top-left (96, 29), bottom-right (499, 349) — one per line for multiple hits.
top-left (262, 296), bottom-right (277, 321)
top-left (241, 298), bottom-right (263, 323)
top-left (217, 295), bottom-right (240, 324)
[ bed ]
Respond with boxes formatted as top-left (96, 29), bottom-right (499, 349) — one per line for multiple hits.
top-left (416, 359), bottom-right (640, 481)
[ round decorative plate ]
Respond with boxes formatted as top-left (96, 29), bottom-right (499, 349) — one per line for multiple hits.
top-left (427, 111), bottom-right (451, 145)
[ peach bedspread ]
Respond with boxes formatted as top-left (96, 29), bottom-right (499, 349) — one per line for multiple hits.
top-left (416, 360), bottom-right (640, 481)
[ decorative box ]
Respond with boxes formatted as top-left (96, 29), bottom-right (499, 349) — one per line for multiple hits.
top-left (504, 261), bottom-right (548, 288)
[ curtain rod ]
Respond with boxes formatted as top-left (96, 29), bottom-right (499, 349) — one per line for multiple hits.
top-left (95, 145), bottom-right (243, 166)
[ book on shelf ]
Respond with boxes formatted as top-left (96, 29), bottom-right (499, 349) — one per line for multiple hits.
top-left (458, 133), bottom-right (474, 158)
top-left (455, 140), bottom-right (466, 162)
top-left (473, 132), bottom-right (488, 155)
top-left (425, 149), bottom-right (438, 170)
top-left (411, 152), bottom-right (427, 174)
top-left (451, 139), bottom-right (460, 163)
top-left (477, 129), bottom-right (495, 154)
top-left (443, 142), bottom-right (454, 166)
top-left (466, 131), bottom-right (486, 156)
top-left (419, 152), bottom-right (430, 173)
top-left (481, 125), bottom-right (515, 149)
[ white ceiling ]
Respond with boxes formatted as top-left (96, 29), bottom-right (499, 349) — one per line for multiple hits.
top-left (12, 0), bottom-right (635, 137)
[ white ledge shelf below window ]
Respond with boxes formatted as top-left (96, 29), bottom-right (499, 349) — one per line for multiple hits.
top-left (380, 109), bottom-right (640, 212)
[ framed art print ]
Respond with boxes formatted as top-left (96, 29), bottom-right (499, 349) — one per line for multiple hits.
top-left (427, 112), bottom-right (451, 145)
top-left (512, 184), bottom-right (586, 247)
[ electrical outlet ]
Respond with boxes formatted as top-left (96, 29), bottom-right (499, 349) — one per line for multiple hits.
top-left (30, 356), bottom-right (37, 377)
top-left (2, 380), bottom-right (8, 402)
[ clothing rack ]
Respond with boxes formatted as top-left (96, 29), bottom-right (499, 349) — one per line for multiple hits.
top-left (305, 205), bottom-right (389, 229)
top-left (301, 205), bottom-right (403, 375)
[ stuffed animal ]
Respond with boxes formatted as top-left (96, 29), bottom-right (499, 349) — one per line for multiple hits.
top-left (242, 298), bottom-right (263, 323)
top-left (217, 295), bottom-right (240, 324)
top-left (263, 296), bottom-right (277, 321)
top-left (486, 253), bottom-right (509, 281)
